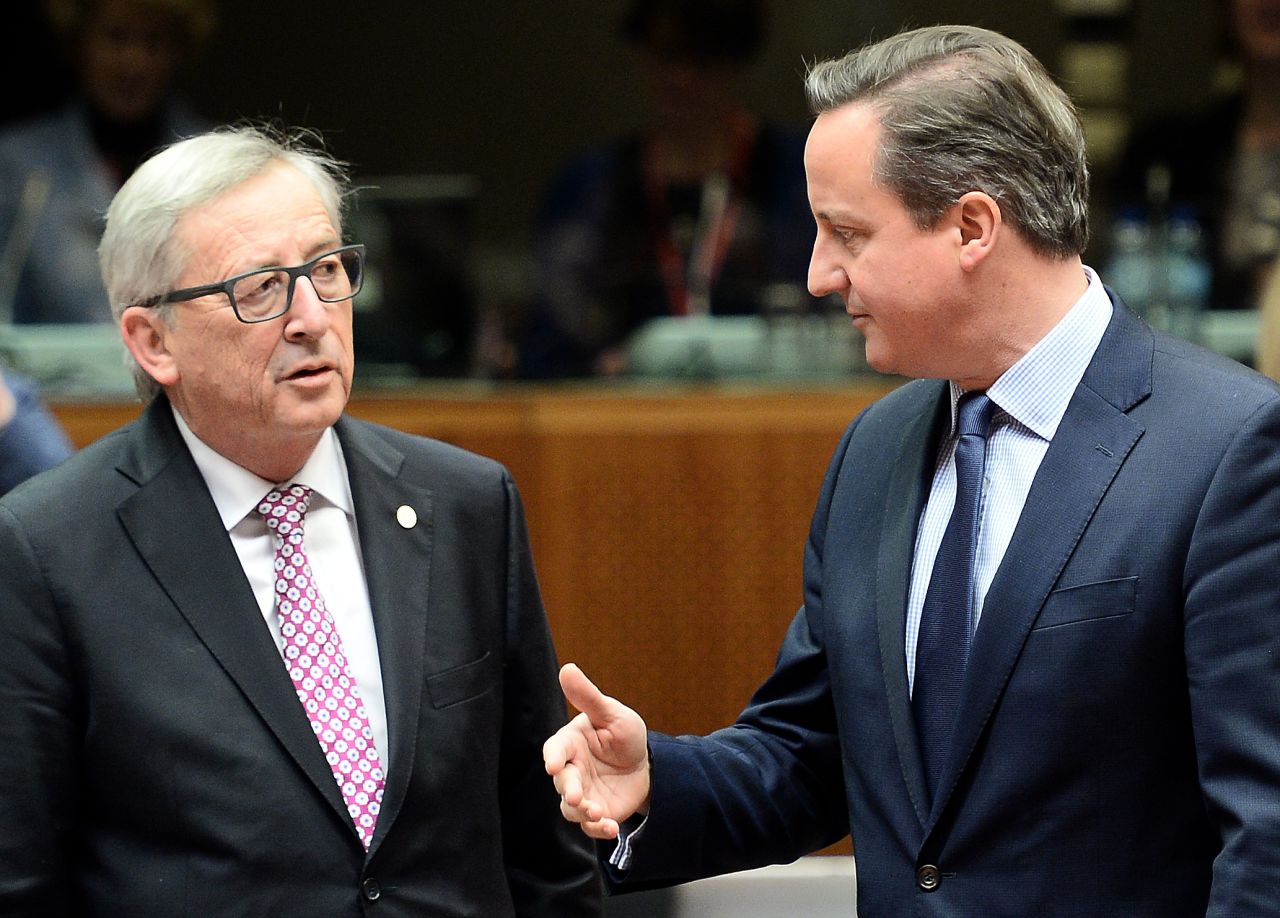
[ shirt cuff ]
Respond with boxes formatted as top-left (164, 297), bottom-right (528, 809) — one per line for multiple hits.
top-left (607, 812), bottom-right (648, 872)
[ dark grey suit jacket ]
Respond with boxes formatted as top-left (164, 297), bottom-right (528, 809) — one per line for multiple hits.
top-left (0, 399), bottom-right (601, 917)
top-left (615, 298), bottom-right (1280, 916)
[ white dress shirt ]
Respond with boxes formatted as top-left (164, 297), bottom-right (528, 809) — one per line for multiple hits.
top-left (905, 266), bottom-right (1113, 694)
top-left (173, 410), bottom-right (390, 766)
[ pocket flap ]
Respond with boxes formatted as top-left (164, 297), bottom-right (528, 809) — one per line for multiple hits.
top-left (1032, 576), bottom-right (1138, 631)
top-left (426, 651), bottom-right (495, 708)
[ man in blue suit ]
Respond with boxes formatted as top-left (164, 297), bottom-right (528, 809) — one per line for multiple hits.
top-left (544, 24), bottom-right (1280, 916)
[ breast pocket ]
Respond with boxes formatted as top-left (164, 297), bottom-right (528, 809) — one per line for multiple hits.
top-left (426, 651), bottom-right (496, 709)
top-left (1031, 576), bottom-right (1137, 631)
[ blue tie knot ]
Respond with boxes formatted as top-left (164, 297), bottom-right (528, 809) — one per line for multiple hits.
top-left (956, 392), bottom-right (994, 440)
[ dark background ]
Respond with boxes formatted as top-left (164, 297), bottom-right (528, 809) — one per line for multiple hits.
top-left (0, 0), bottom-right (1229, 328)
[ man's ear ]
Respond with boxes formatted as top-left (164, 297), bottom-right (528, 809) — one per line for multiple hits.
top-left (121, 306), bottom-right (179, 388)
top-left (955, 191), bottom-right (1001, 272)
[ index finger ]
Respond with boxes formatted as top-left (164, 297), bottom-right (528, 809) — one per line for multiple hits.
top-left (543, 725), bottom-right (573, 774)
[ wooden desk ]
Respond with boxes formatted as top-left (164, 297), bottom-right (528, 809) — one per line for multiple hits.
top-left (52, 381), bottom-right (896, 852)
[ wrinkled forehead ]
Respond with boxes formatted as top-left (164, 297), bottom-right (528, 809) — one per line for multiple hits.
top-left (188, 162), bottom-right (331, 226)
top-left (171, 163), bottom-right (340, 273)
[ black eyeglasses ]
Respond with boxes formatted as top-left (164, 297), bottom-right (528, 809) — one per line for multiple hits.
top-left (142, 244), bottom-right (365, 324)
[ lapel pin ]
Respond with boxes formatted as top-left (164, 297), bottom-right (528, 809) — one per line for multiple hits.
top-left (396, 505), bottom-right (418, 529)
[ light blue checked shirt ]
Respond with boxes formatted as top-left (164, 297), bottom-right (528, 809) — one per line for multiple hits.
top-left (905, 266), bottom-right (1113, 695)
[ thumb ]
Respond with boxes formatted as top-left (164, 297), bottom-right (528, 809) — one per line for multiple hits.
top-left (559, 662), bottom-right (615, 726)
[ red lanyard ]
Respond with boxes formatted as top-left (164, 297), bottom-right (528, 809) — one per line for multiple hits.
top-left (642, 116), bottom-right (756, 316)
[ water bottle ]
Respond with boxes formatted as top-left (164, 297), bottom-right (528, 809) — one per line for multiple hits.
top-left (1162, 205), bottom-right (1211, 344)
top-left (1105, 206), bottom-right (1154, 320)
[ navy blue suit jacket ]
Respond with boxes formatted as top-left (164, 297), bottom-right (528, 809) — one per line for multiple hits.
top-left (618, 299), bottom-right (1280, 916)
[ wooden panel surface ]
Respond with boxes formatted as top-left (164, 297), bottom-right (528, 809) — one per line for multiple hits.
top-left (51, 381), bottom-right (899, 855)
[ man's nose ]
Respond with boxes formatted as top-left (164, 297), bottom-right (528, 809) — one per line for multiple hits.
top-left (284, 277), bottom-right (330, 337)
top-left (807, 236), bottom-right (845, 299)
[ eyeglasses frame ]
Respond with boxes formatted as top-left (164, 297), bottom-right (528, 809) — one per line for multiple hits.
top-left (141, 243), bottom-right (366, 324)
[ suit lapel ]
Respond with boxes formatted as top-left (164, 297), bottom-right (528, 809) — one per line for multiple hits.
top-left (925, 299), bottom-right (1152, 827)
top-left (115, 401), bottom-right (352, 829)
top-left (335, 418), bottom-right (435, 855)
top-left (875, 381), bottom-right (950, 827)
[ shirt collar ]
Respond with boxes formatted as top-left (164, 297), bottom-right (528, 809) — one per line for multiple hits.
top-left (950, 264), bottom-right (1112, 441)
top-left (172, 407), bottom-right (352, 530)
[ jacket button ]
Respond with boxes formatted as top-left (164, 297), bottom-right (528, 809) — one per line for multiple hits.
top-left (917, 864), bottom-right (941, 891)
top-left (362, 877), bottom-right (381, 902)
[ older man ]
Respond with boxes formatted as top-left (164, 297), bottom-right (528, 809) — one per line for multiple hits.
top-left (545, 25), bottom-right (1280, 917)
top-left (0, 126), bottom-right (601, 916)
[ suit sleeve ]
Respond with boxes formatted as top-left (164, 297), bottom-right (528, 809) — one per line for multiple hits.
top-left (0, 503), bottom-right (76, 916)
top-left (496, 472), bottom-right (603, 916)
top-left (1183, 395), bottom-right (1280, 914)
top-left (613, 418), bottom-right (861, 887)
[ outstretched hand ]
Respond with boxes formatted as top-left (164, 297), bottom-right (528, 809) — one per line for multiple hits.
top-left (543, 663), bottom-right (651, 840)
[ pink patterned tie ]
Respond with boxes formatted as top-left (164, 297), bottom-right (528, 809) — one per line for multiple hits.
top-left (259, 484), bottom-right (385, 849)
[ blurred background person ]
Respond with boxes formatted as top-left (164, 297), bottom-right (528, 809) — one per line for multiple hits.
top-left (1112, 0), bottom-right (1280, 319)
top-left (520, 0), bottom-right (819, 377)
top-left (0, 368), bottom-right (73, 496)
top-left (0, 0), bottom-right (214, 325)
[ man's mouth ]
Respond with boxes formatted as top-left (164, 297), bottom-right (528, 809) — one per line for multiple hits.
top-left (284, 363), bottom-right (334, 381)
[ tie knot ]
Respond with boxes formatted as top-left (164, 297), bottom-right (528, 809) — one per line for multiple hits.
top-left (258, 484), bottom-right (312, 539)
top-left (955, 392), bottom-right (994, 440)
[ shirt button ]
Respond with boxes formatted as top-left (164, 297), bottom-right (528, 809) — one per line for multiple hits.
top-left (362, 877), bottom-right (381, 901)
top-left (917, 864), bottom-right (941, 891)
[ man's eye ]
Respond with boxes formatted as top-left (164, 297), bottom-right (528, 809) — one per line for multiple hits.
top-left (311, 258), bottom-right (340, 279)
top-left (252, 275), bottom-right (283, 295)
top-left (235, 271), bottom-right (286, 304)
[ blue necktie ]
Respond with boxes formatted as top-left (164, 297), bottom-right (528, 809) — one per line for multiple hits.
top-left (913, 391), bottom-right (995, 802)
